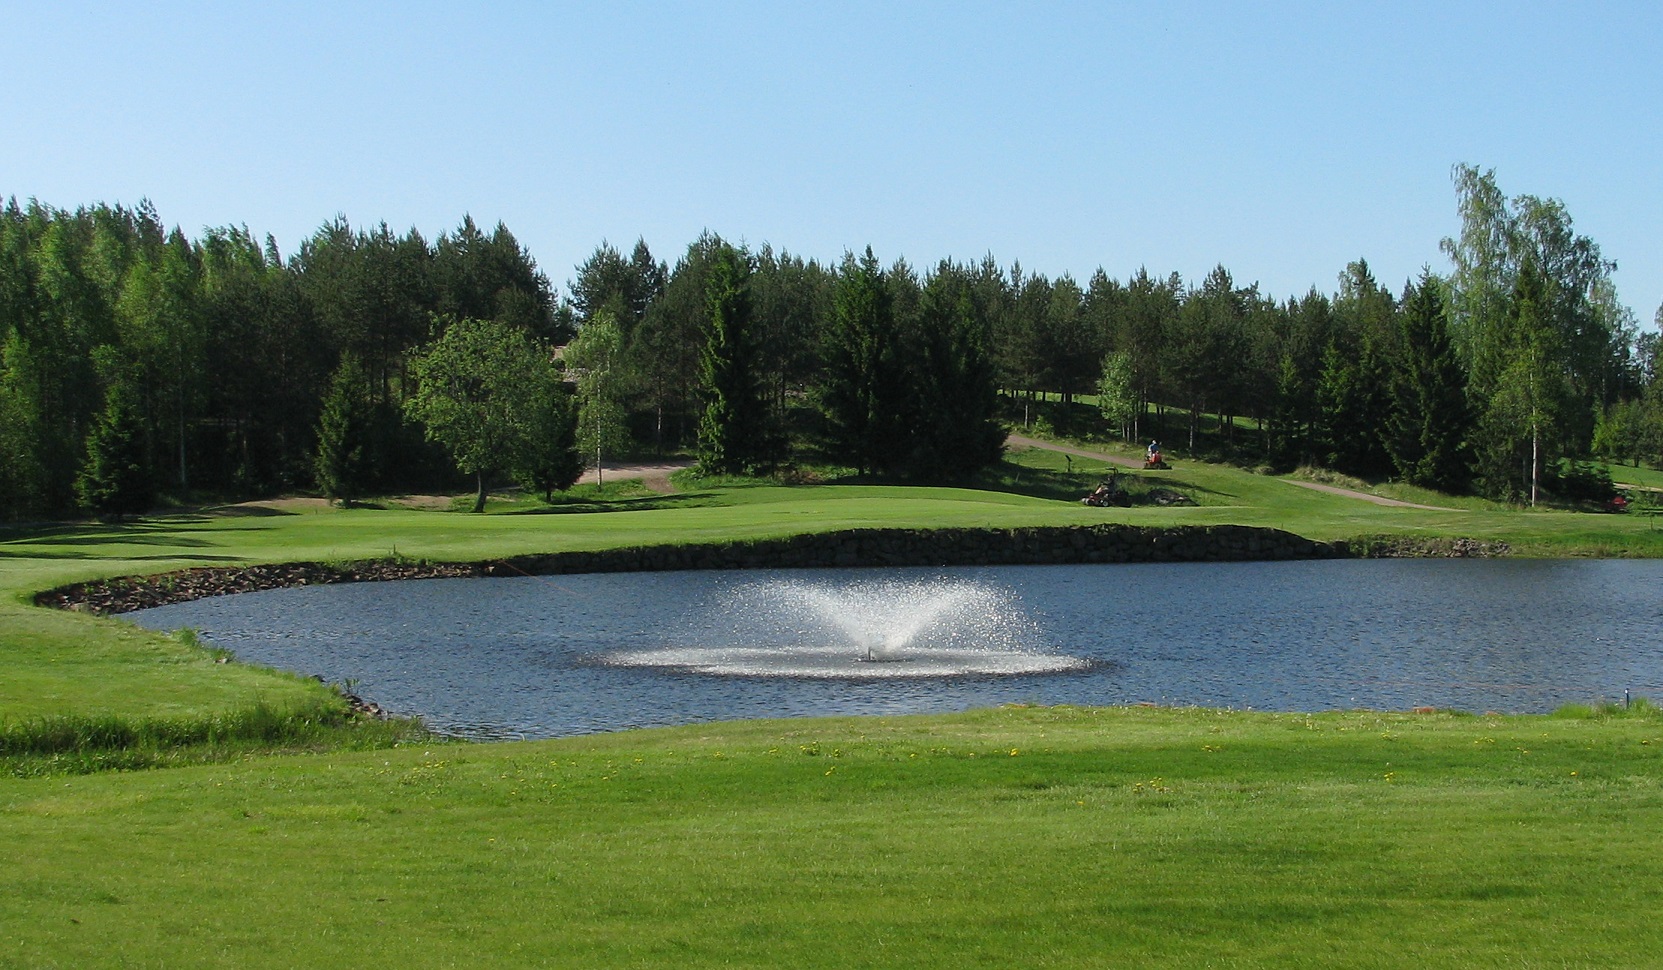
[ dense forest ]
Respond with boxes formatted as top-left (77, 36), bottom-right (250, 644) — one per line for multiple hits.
top-left (2, 164), bottom-right (1658, 521)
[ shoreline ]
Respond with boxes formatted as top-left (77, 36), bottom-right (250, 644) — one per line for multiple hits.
top-left (37, 524), bottom-right (1509, 616)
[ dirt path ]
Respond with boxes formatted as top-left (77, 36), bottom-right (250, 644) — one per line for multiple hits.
top-left (1006, 433), bottom-right (1457, 510)
top-left (1279, 479), bottom-right (1456, 511)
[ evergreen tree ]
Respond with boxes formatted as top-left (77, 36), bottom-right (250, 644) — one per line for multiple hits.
top-left (817, 248), bottom-right (904, 476)
top-left (1385, 272), bottom-right (1471, 492)
top-left (1329, 259), bottom-right (1399, 476)
top-left (905, 265), bottom-right (1004, 479)
top-left (313, 353), bottom-right (372, 506)
top-left (1267, 352), bottom-right (1310, 468)
top-left (751, 245), bottom-right (832, 423)
top-left (0, 330), bottom-right (48, 521)
top-left (76, 356), bottom-right (153, 518)
top-left (1116, 268), bottom-right (1177, 442)
top-left (627, 234), bottom-right (720, 452)
top-left (697, 243), bottom-right (772, 474)
top-left (1314, 332), bottom-right (1393, 476)
top-left (1168, 267), bottom-right (1246, 449)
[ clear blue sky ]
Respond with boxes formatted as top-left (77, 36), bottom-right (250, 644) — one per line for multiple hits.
top-left (4, 1), bottom-right (1658, 321)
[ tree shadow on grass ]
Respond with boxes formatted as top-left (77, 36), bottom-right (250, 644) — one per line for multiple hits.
top-left (970, 460), bottom-right (1231, 506)
top-left (505, 491), bottom-right (725, 515)
top-left (0, 512), bottom-right (285, 551)
top-left (191, 504), bottom-right (299, 518)
top-left (0, 549), bottom-right (246, 563)
top-left (1130, 473), bottom-right (1235, 502)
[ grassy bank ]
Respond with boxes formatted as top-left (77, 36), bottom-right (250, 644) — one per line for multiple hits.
top-left (4, 705), bottom-right (1662, 967)
top-left (6, 448), bottom-right (1663, 725)
top-left (5, 453), bottom-right (1663, 965)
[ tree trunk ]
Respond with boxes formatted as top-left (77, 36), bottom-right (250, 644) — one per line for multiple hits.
top-left (594, 425), bottom-right (604, 487)
top-left (472, 470), bottom-right (487, 513)
top-left (1530, 425), bottom-right (1540, 508)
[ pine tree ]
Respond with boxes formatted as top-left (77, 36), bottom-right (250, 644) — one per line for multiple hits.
top-left (906, 266), bottom-right (1004, 479)
top-left (697, 243), bottom-right (771, 474)
top-left (313, 353), bottom-right (372, 506)
top-left (1385, 272), bottom-right (1471, 492)
top-left (76, 366), bottom-right (153, 518)
top-left (817, 248), bottom-right (905, 476)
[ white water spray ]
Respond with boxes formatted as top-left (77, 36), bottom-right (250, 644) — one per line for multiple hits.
top-left (608, 576), bottom-right (1088, 678)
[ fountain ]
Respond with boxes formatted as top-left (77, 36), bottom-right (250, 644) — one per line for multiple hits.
top-left (607, 575), bottom-right (1090, 679)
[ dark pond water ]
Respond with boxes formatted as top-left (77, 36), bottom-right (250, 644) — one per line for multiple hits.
top-left (128, 559), bottom-right (1663, 739)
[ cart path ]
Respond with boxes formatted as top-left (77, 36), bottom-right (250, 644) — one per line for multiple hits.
top-left (1005, 433), bottom-right (1458, 510)
top-left (1278, 479), bottom-right (1457, 511)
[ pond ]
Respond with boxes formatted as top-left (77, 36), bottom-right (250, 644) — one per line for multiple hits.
top-left (128, 559), bottom-right (1663, 739)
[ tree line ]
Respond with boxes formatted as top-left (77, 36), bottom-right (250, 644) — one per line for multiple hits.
top-left (3, 164), bottom-right (1659, 520)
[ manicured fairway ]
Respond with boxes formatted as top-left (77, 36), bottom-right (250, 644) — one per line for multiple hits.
top-left (4, 705), bottom-right (1662, 968)
top-left (6, 457), bottom-right (1663, 721)
top-left (5, 456), bottom-right (1663, 967)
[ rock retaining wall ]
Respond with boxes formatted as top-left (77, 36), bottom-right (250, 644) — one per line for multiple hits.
top-left (36, 524), bottom-right (1505, 616)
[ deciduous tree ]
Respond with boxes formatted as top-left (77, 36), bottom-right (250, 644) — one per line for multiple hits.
top-left (404, 317), bottom-right (555, 512)
top-left (563, 311), bottom-right (631, 486)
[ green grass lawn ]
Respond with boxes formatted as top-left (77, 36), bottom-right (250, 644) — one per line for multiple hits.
top-left (4, 705), bottom-right (1661, 968)
top-left (1609, 460), bottom-right (1663, 493)
top-left (6, 447), bottom-right (1663, 724)
top-left (6, 449), bottom-right (1663, 966)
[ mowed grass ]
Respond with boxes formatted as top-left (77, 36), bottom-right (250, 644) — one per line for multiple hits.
top-left (5, 454), bottom-right (1663, 965)
top-left (4, 705), bottom-right (1662, 968)
top-left (6, 449), bottom-right (1663, 723)
top-left (1, 484), bottom-right (1073, 721)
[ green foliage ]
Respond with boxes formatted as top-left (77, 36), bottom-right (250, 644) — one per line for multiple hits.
top-left (513, 380), bottom-right (584, 502)
top-left (0, 335), bottom-right (47, 521)
top-left (0, 186), bottom-right (1649, 515)
top-left (697, 242), bottom-right (774, 474)
top-left (619, 234), bottom-right (708, 454)
top-left (1543, 459), bottom-right (1616, 503)
top-left (1592, 398), bottom-right (1642, 465)
top-left (903, 265), bottom-right (1005, 479)
top-left (817, 247), bottom-right (906, 475)
top-left (565, 310), bottom-right (632, 482)
top-left (1095, 351), bottom-right (1137, 438)
top-left (1473, 258), bottom-right (1573, 503)
top-left (312, 352), bottom-right (372, 505)
top-left (74, 355), bottom-right (153, 518)
top-left (1443, 165), bottom-right (1627, 501)
top-left (404, 316), bottom-right (564, 512)
top-left (1385, 272), bottom-right (1472, 493)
